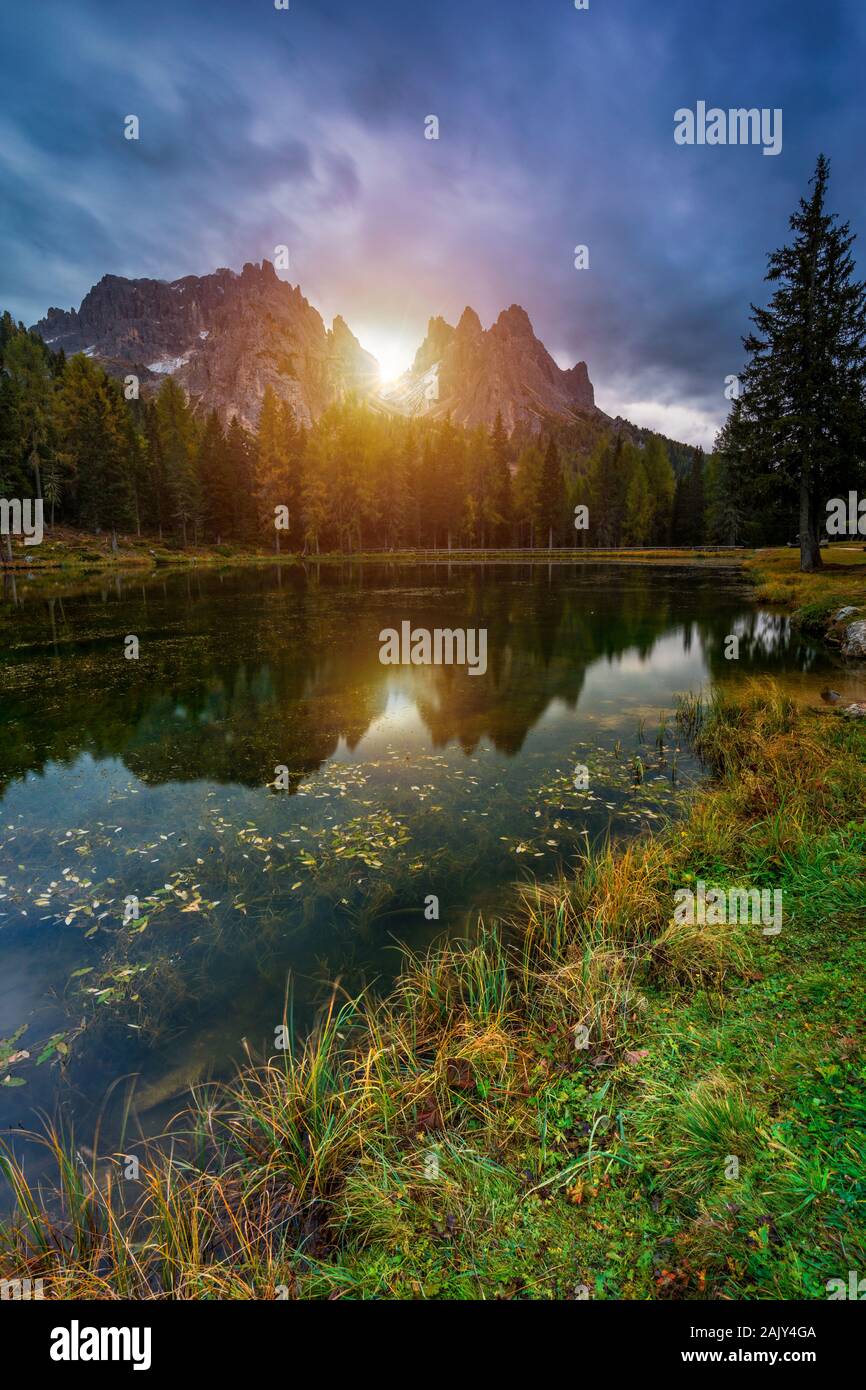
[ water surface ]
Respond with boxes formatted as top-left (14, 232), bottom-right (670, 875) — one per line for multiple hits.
top-left (0, 561), bottom-right (858, 1161)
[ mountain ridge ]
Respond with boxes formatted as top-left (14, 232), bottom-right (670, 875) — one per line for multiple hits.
top-left (32, 260), bottom-right (599, 435)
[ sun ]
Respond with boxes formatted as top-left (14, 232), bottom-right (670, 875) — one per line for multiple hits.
top-left (357, 328), bottom-right (414, 385)
top-left (377, 346), bottom-right (410, 384)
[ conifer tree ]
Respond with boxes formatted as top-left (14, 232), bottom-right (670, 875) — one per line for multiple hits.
top-left (642, 436), bottom-right (676, 544)
top-left (538, 436), bottom-right (565, 548)
top-left (513, 442), bottom-right (544, 546)
top-left (622, 455), bottom-right (652, 546)
top-left (155, 377), bottom-right (198, 544)
top-left (489, 410), bottom-right (513, 545)
top-left (736, 155), bottom-right (866, 571)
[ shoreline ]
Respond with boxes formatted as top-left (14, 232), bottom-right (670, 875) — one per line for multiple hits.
top-left (1, 558), bottom-right (864, 1299)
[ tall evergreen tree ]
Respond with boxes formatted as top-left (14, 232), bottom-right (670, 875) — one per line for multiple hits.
top-left (489, 410), bottom-right (513, 545)
top-left (196, 410), bottom-right (232, 541)
top-left (155, 377), bottom-right (199, 544)
top-left (642, 436), bottom-right (676, 544)
top-left (54, 355), bottom-right (137, 540)
top-left (513, 442), bottom-right (544, 546)
top-left (672, 446), bottom-right (706, 546)
top-left (538, 436), bottom-right (565, 548)
top-left (622, 455), bottom-right (653, 545)
top-left (736, 154), bottom-right (866, 571)
top-left (255, 385), bottom-right (289, 550)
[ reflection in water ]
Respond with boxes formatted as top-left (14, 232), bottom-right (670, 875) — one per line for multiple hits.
top-left (0, 562), bottom-right (856, 1173)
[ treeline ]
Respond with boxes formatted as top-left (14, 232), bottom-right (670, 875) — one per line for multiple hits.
top-left (0, 308), bottom-right (751, 553)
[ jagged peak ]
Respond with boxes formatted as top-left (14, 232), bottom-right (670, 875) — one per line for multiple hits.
top-left (329, 314), bottom-right (361, 344)
top-left (493, 303), bottom-right (534, 337)
top-left (425, 313), bottom-right (454, 338)
top-left (456, 305), bottom-right (482, 336)
top-left (240, 259), bottom-right (276, 279)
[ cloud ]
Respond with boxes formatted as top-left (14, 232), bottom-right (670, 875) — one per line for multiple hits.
top-left (2, 0), bottom-right (865, 446)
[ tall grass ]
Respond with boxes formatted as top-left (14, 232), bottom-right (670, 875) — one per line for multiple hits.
top-left (2, 679), bottom-right (864, 1299)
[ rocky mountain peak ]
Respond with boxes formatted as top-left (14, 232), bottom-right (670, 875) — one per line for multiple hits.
top-left (456, 306), bottom-right (483, 337)
top-left (32, 263), bottom-right (377, 431)
top-left (412, 315), bottom-right (456, 373)
top-left (377, 303), bottom-right (595, 433)
top-left (31, 263), bottom-right (597, 437)
top-left (492, 303), bottom-right (535, 338)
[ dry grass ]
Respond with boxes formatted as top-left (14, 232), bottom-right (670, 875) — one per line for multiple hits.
top-left (2, 676), bottom-right (864, 1299)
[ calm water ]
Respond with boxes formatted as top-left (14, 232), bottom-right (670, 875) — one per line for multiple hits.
top-left (0, 561), bottom-right (858, 1166)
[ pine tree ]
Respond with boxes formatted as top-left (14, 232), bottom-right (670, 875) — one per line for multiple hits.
top-left (513, 442), bottom-right (544, 546)
top-left (622, 456), bottom-right (652, 545)
top-left (56, 354), bottom-right (110, 532)
top-left (3, 329), bottom-right (55, 502)
top-left (279, 400), bottom-right (303, 550)
top-left (196, 411), bottom-right (233, 541)
top-left (672, 447), bottom-right (706, 546)
top-left (737, 154), bottom-right (866, 571)
top-left (642, 436), bottom-right (676, 544)
top-left (224, 416), bottom-right (257, 542)
top-left (100, 377), bottom-right (137, 546)
top-left (705, 436), bottom-right (748, 546)
top-left (255, 385), bottom-right (292, 550)
top-left (155, 377), bottom-right (198, 544)
top-left (489, 410), bottom-right (513, 545)
top-left (538, 436), bottom-right (565, 548)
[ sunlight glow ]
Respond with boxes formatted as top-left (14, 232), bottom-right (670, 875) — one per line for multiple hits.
top-left (357, 328), bottom-right (414, 384)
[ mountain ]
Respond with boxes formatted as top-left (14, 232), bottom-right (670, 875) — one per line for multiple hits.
top-left (32, 260), bottom-right (378, 431)
top-left (32, 262), bottom-right (597, 434)
top-left (375, 303), bottom-right (595, 432)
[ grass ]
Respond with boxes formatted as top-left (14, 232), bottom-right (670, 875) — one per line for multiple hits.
top-left (746, 546), bottom-right (866, 623)
top-left (1, 660), bottom-right (864, 1299)
top-left (1, 524), bottom-right (299, 575)
top-left (2, 525), bottom-right (751, 581)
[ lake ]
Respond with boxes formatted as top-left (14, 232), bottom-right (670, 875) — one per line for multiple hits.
top-left (0, 560), bottom-right (858, 1171)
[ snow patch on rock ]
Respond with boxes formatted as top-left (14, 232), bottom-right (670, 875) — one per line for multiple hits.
top-left (147, 354), bottom-right (191, 374)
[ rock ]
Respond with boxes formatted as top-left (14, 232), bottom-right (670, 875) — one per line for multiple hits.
top-left (841, 703), bottom-right (866, 718)
top-left (32, 261), bottom-right (377, 432)
top-left (832, 606), bottom-right (859, 623)
top-left (842, 619), bottom-right (866, 658)
top-left (378, 301), bottom-right (596, 433)
top-left (32, 265), bottom-right (604, 436)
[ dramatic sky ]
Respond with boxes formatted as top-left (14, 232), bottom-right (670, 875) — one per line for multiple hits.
top-left (2, 0), bottom-right (865, 444)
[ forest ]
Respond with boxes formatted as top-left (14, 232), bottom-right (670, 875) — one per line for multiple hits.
top-left (0, 309), bottom-right (787, 557)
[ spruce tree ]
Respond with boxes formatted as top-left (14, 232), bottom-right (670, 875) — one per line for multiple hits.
top-left (737, 154), bottom-right (866, 571)
top-left (489, 410), bottom-right (513, 545)
top-left (538, 436), bottom-right (565, 548)
top-left (155, 377), bottom-right (198, 545)
top-left (642, 436), bottom-right (676, 544)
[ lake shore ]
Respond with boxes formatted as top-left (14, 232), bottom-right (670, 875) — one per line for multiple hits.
top-left (4, 524), bottom-right (866, 580)
top-left (1, 562), bottom-right (864, 1299)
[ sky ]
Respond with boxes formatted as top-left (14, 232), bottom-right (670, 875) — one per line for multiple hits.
top-left (2, 0), bottom-right (865, 446)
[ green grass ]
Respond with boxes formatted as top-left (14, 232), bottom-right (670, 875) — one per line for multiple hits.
top-left (1, 668), bottom-right (864, 1299)
top-left (747, 547), bottom-right (866, 620)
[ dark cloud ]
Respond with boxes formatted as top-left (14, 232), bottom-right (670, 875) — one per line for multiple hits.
top-left (1, 0), bottom-right (864, 443)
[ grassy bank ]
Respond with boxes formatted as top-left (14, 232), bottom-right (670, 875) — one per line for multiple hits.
top-left (1, 524), bottom-right (298, 574)
top-left (1, 668), bottom-right (864, 1299)
top-left (2, 525), bottom-right (752, 579)
top-left (747, 546), bottom-right (866, 620)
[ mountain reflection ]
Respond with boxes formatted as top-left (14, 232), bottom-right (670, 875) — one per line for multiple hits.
top-left (0, 563), bottom-right (827, 796)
